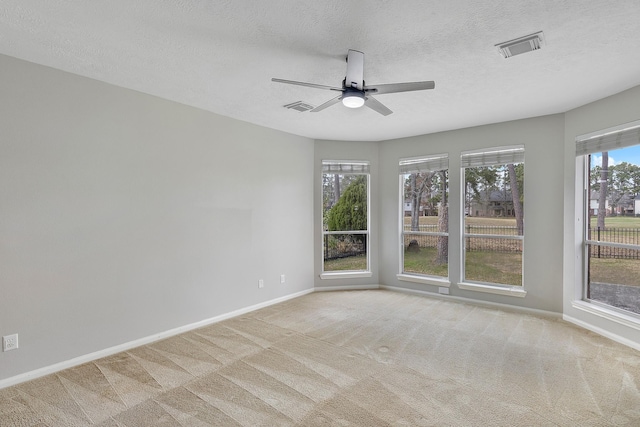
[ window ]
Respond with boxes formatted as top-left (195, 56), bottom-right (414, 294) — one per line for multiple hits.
top-left (399, 155), bottom-right (449, 281)
top-left (576, 122), bottom-right (640, 316)
top-left (322, 160), bottom-right (370, 274)
top-left (461, 146), bottom-right (525, 289)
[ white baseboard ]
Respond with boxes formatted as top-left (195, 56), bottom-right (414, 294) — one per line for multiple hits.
top-left (0, 288), bottom-right (314, 390)
top-left (314, 284), bottom-right (380, 292)
top-left (563, 314), bottom-right (640, 352)
top-left (379, 284), bottom-right (561, 319)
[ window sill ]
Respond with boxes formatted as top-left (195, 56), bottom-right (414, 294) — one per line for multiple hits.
top-left (571, 300), bottom-right (640, 331)
top-left (320, 271), bottom-right (372, 280)
top-left (457, 282), bottom-right (527, 298)
top-left (397, 274), bottom-right (450, 287)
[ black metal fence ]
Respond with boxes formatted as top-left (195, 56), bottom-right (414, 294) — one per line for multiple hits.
top-left (588, 227), bottom-right (640, 260)
top-left (403, 234), bottom-right (441, 250)
top-left (403, 225), bottom-right (640, 258)
top-left (404, 225), bottom-right (522, 253)
top-left (324, 234), bottom-right (367, 261)
top-left (405, 224), bottom-right (520, 236)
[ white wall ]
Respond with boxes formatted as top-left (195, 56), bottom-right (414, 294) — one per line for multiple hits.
top-left (377, 115), bottom-right (566, 312)
top-left (563, 85), bottom-right (640, 349)
top-left (0, 54), bottom-right (315, 382)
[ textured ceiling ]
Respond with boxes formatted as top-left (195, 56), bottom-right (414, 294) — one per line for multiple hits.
top-left (2, 1), bottom-right (640, 141)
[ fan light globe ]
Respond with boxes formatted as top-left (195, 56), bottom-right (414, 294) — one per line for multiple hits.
top-left (342, 93), bottom-right (365, 108)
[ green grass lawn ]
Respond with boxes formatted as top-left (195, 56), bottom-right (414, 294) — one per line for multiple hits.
top-left (403, 248), bottom-right (448, 277)
top-left (589, 216), bottom-right (640, 228)
top-left (326, 248), bottom-right (638, 288)
top-left (325, 249), bottom-right (522, 286)
top-left (404, 248), bottom-right (522, 286)
top-left (324, 254), bottom-right (367, 271)
top-left (590, 257), bottom-right (640, 287)
top-left (328, 215), bottom-right (640, 286)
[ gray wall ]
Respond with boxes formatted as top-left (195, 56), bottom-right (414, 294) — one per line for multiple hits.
top-left (377, 115), bottom-right (566, 312)
top-left (0, 55), bottom-right (315, 381)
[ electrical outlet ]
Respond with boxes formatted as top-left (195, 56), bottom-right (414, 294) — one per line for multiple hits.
top-left (3, 334), bottom-right (18, 352)
top-left (280, 274), bottom-right (286, 284)
top-left (258, 279), bottom-right (264, 288)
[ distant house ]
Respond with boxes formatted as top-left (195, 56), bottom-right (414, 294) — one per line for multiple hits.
top-left (403, 201), bottom-right (412, 216)
top-left (590, 191), bottom-right (639, 216)
top-left (469, 190), bottom-right (515, 217)
top-left (589, 191), bottom-right (610, 216)
top-left (404, 200), bottom-right (440, 216)
top-left (615, 193), bottom-right (636, 216)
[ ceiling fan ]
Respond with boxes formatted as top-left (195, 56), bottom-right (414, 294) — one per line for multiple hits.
top-left (272, 49), bottom-right (435, 116)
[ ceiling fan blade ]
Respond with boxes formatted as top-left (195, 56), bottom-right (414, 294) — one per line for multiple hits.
top-left (365, 81), bottom-right (435, 95)
top-left (364, 95), bottom-right (393, 116)
top-left (310, 95), bottom-right (342, 112)
top-left (345, 49), bottom-right (364, 90)
top-left (271, 78), bottom-right (343, 92)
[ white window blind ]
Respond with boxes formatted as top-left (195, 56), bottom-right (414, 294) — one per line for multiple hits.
top-left (461, 145), bottom-right (525, 168)
top-left (322, 160), bottom-right (370, 174)
top-left (575, 122), bottom-right (640, 156)
top-left (399, 154), bottom-right (448, 174)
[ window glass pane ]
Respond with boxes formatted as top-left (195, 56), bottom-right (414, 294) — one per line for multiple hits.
top-left (402, 233), bottom-right (448, 276)
top-left (323, 174), bottom-right (367, 232)
top-left (588, 246), bottom-right (640, 315)
top-left (464, 164), bottom-right (524, 233)
top-left (587, 226), bottom-right (640, 244)
top-left (401, 169), bottom-right (448, 278)
top-left (586, 144), bottom-right (640, 315)
top-left (465, 238), bottom-right (523, 286)
top-left (322, 163), bottom-right (369, 273)
top-left (463, 159), bottom-right (524, 287)
top-left (323, 234), bottom-right (367, 271)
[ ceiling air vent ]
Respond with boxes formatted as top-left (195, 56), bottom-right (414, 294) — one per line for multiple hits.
top-left (496, 31), bottom-right (544, 58)
top-left (283, 101), bottom-right (314, 112)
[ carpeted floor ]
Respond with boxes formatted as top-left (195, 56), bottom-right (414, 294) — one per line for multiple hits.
top-left (1, 289), bottom-right (640, 426)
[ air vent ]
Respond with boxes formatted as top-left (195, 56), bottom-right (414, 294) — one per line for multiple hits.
top-left (496, 31), bottom-right (544, 58)
top-left (283, 101), bottom-right (314, 112)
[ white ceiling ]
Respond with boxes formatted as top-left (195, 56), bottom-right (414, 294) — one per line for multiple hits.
top-left (2, 1), bottom-right (640, 141)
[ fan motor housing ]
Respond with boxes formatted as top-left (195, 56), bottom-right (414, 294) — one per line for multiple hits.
top-left (342, 88), bottom-right (365, 108)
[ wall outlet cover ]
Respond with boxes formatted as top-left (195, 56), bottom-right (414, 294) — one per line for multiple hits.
top-left (3, 334), bottom-right (18, 352)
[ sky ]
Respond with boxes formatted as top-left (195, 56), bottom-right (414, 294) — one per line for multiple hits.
top-left (591, 145), bottom-right (640, 168)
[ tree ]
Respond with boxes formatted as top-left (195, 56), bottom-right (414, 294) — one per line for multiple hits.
top-left (464, 166), bottom-right (499, 215)
top-left (323, 173), bottom-right (361, 230)
top-left (507, 163), bottom-right (524, 235)
top-left (609, 162), bottom-right (640, 214)
top-left (327, 175), bottom-right (367, 231)
top-left (597, 152), bottom-right (608, 229)
top-left (406, 172), bottom-right (434, 231)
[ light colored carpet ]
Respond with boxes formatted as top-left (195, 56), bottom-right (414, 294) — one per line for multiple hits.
top-left (1, 289), bottom-right (640, 426)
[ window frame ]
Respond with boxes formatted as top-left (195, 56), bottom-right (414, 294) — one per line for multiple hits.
top-left (575, 123), bottom-right (640, 321)
top-left (397, 154), bottom-right (450, 286)
top-left (458, 146), bottom-right (527, 297)
top-left (320, 160), bottom-right (371, 279)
